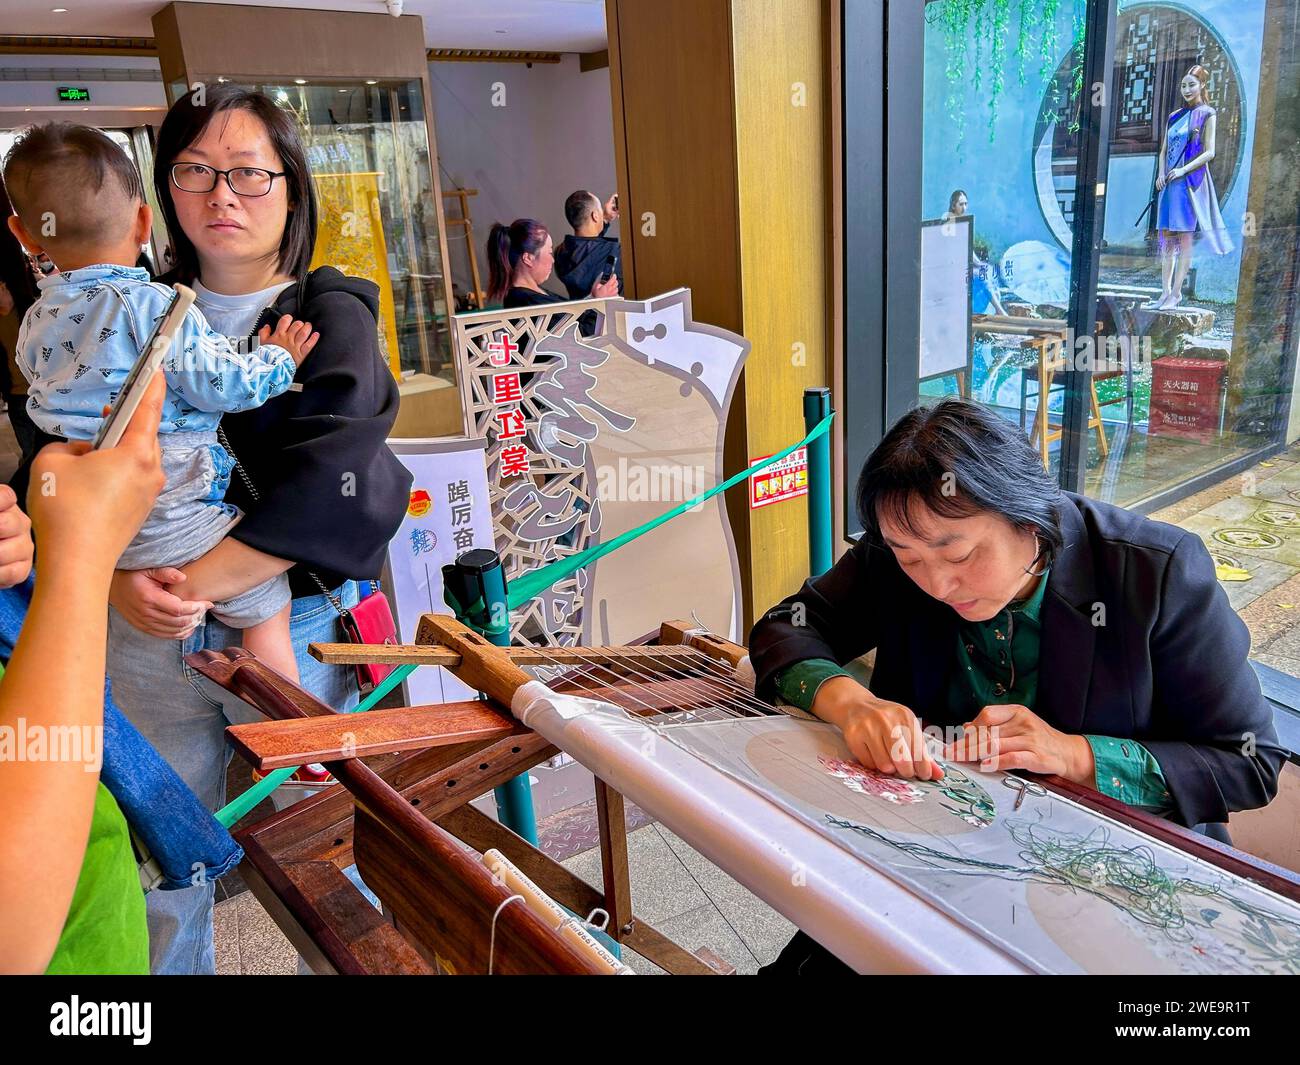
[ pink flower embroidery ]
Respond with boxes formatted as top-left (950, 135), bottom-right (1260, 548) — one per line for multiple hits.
top-left (820, 756), bottom-right (925, 804)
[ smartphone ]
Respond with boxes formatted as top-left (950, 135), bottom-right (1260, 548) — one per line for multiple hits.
top-left (92, 283), bottom-right (196, 450)
top-left (598, 251), bottom-right (619, 285)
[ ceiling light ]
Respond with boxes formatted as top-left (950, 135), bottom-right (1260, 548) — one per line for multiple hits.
top-left (52, 8), bottom-right (68, 12)
top-left (294, 78), bottom-right (307, 85)
top-left (365, 79), bottom-right (377, 85)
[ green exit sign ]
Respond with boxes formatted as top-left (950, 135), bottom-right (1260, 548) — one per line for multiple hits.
top-left (57, 86), bottom-right (91, 102)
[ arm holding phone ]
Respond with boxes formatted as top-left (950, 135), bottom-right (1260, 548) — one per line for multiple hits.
top-left (0, 375), bottom-right (163, 972)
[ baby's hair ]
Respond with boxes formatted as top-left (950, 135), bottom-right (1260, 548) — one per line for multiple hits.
top-left (2, 122), bottom-right (145, 252)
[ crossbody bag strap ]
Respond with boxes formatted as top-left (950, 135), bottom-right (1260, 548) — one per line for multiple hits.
top-left (215, 423), bottom-right (349, 619)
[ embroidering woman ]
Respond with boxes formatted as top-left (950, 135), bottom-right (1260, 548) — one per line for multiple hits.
top-left (749, 400), bottom-right (1284, 974)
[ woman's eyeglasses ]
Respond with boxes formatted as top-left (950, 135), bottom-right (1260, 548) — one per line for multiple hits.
top-left (170, 162), bottom-right (286, 197)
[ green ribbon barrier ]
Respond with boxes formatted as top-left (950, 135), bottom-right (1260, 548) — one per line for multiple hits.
top-left (214, 410), bottom-right (834, 828)
top-left (506, 410), bottom-right (836, 608)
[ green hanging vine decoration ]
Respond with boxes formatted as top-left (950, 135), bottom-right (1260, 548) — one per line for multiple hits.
top-left (1012, 0), bottom-right (1039, 86)
top-left (1067, 4), bottom-right (1088, 134)
top-left (986, 0), bottom-right (1010, 143)
top-left (927, 0), bottom-right (1087, 148)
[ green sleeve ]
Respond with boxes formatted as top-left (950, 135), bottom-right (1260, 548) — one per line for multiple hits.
top-left (774, 659), bottom-right (851, 713)
top-left (1085, 735), bottom-right (1173, 813)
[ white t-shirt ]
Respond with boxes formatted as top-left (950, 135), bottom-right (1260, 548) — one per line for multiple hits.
top-left (192, 279), bottom-right (295, 343)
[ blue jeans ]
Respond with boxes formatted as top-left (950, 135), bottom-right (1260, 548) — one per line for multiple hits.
top-left (107, 582), bottom-right (361, 975)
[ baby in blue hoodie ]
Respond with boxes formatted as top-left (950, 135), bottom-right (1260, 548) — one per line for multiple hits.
top-left (3, 123), bottom-right (316, 680)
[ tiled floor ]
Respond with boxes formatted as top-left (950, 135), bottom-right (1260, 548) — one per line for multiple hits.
top-left (1150, 439), bottom-right (1300, 674)
top-left (212, 799), bottom-right (793, 975)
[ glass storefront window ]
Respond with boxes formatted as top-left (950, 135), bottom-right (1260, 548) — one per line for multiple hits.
top-left (917, 1), bottom-right (1088, 481)
top-left (1082, 1), bottom-right (1297, 509)
top-left (233, 81), bottom-right (449, 381)
top-left (911, 0), bottom-right (1300, 511)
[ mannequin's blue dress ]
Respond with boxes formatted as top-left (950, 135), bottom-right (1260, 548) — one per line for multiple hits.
top-left (1156, 104), bottom-right (1232, 254)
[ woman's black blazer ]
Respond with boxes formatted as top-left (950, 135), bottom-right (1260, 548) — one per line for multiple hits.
top-left (749, 492), bottom-right (1285, 828)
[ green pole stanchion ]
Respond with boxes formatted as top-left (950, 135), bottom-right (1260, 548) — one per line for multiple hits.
top-left (803, 387), bottom-right (834, 577)
top-left (443, 549), bottom-right (539, 846)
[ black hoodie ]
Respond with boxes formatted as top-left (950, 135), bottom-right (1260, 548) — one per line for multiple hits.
top-left (554, 224), bottom-right (624, 300)
top-left (11, 266), bottom-right (413, 599)
top-left (220, 266), bottom-right (413, 597)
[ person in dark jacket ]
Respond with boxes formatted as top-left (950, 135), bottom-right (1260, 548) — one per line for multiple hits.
top-left (750, 399), bottom-right (1284, 974)
top-left (554, 189), bottom-right (623, 301)
top-left (52, 84), bottom-right (412, 974)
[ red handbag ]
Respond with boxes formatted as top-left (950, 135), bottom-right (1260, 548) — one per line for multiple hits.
top-left (317, 578), bottom-right (398, 694)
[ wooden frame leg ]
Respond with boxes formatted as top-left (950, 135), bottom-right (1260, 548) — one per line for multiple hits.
top-left (595, 779), bottom-right (635, 938)
top-left (1090, 380), bottom-right (1109, 456)
top-left (1033, 384), bottom-right (1050, 470)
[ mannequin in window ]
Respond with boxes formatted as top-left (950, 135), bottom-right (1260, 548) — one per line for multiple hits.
top-left (1152, 65), bottom-right (1233, 310)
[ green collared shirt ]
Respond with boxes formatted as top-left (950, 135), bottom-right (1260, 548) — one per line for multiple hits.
top-left (772, 573), bottom-right (1171, 812)
top-left (948, 571), bottom-right (1050, 717)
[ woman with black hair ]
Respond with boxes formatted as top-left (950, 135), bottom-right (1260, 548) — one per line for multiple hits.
top-left (487, 217), bottom-right (618, 310)
top-left (750, 399), bottom-right (1284, 973)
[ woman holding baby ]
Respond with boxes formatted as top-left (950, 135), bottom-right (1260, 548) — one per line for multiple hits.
top-left (7, 85), bottom-right (411, 973)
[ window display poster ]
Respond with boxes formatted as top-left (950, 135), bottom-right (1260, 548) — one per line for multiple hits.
top-left (385, 437), bottom-right (495, 705)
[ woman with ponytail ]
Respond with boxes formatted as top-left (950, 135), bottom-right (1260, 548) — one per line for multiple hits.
top-left (486, 217), bottom-right (618, 311)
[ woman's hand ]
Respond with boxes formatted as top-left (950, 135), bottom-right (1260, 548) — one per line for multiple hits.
top-left (941, 702), bottom-right (1095, 784)
top-left (1155, 172), bottom-right (1167, 191)
top-left (109, 567), bottom-right (211, 639)
top-left (591, 275), bottom-right (619, 298)
top-left (812, 675), bottom-right (943, 781)
top-left (0, 485), bottom-right (33, 589)
top-left (27, 373), bottom-right (166, 576)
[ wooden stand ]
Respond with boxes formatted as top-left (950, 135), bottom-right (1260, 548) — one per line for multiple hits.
top-left (188, 624), bottom-right (736, 975)
top-left (974, 315), bottom-right (1109, 469)
top-left (442, 186), bottom-right (485, 310)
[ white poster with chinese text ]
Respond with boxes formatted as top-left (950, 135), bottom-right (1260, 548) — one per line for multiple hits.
top-left (385, 437), bottom-right (495, 705)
